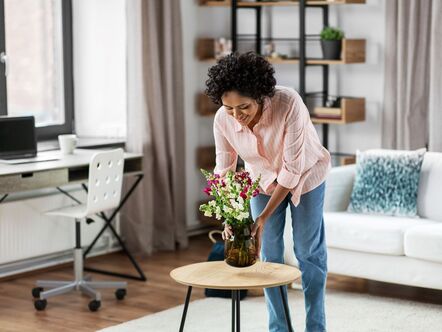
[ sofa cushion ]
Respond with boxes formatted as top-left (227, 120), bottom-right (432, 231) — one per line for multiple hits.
top-left (417, 152), bottom-right (442, 222)
top-left (324, 212), bottom-right (436, 256)
top-left (348, 149), bottom-right (426, 217)
top-left (404, 224), bottom-right (442, 263)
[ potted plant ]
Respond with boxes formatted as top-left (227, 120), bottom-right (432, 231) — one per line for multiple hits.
top-left (320, 26), bottom-right (344, 60)
top-left (200, 169), bottom-right (261, 267)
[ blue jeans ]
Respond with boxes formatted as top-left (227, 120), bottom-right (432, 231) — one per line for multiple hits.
top-left (250, 182), bottom-right (327, 332)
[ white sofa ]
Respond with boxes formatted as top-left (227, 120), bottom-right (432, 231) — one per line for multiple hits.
top-left (284, 152), bottom-right (442, 290)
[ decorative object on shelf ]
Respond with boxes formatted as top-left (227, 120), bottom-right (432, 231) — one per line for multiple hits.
top-left (214, 37), bottom-right (232, 59)
top-left (325, 95), bottom-right (341, 108)
top-left (320, 26), bottom-right (345, 60)
top-left (348, 148), bottom-right (426, 217)
top-left (196, 37), bottom-right (232, 60)
top-left (200, 170), bottom-right (261, 267)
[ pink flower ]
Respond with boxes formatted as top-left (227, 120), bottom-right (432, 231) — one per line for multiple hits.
top-left (203, 187), bottom-right (211, 195)
top-left (240, 191), bottom-right (247, 199)
top-left (221, 180), bottom-right (226, 187)
top-left (252, 189), bottom-right (259, 197)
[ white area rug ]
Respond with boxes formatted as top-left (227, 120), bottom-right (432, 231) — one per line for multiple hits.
top-left (98, 290), bottom-right (442, 332)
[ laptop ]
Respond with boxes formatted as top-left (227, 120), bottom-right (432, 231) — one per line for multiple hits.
top-left (0, 116), bottom-right (60, 164)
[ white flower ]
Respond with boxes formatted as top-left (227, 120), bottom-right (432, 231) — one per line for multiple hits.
top-left (237, 196), bottom-right (244, 205)
top-left (204, 210), bottom-right (213, 217)
top-left (237, 203), bottom-right (244, 211)
top-left (239, 211), bottom-right (249, 219)
top-left (215, 206), bottom-right (221, 214)
top-left (230, 199), bottom-right (238, 210)
top-left (223, 206), bottom-right (233, 214)
top-left (215, 212), bottom-right (221, 220)
top-left (208, 200), bottom-right (216, 207)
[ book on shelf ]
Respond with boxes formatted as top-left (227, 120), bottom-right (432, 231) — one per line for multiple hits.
top-left (311, 113), bottom-right (342, 119)
top-left (313, 107), bottom-right (342, 116)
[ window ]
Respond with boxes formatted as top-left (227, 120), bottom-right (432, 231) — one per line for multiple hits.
top-left (0, 0), bottom-right (73, 140)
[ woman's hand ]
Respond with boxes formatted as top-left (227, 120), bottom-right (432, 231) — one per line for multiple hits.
top-left (251, 215), bottom-right (267, 258)
top-left (222, 223), bottom-right (233, 240)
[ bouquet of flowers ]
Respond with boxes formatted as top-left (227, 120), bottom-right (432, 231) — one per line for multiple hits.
top-left (200, 169), bottom-right (261, 267)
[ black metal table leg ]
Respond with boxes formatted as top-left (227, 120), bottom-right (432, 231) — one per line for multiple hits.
top-left (279, 286), bottom-right (293, 332)
top-left (236, 290), bottom-right (241, 332)
top-left (179, 286), bottom-right (192, 332)
top-left (231, 290), bottom-right (236, 332)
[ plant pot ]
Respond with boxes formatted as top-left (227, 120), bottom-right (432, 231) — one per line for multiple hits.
top-left (224, 224), bottom-right (257, 268)
top-left (321, 40), bottom-right (342, 60)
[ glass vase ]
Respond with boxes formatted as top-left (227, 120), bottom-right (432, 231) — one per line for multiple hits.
top-left (224, 223), bottom-right (257, 268)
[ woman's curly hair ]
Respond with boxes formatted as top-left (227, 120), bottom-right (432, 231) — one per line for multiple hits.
top-left (205, 52), bottom-right (276, 105)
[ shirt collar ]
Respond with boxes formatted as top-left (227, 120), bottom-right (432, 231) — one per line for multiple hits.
top-left (234, 97), bottom-right (272, 132)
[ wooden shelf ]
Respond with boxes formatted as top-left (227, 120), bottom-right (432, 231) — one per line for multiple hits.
top-left (197, 146), bottom-right (216, 169)
top-left (200, 1), bottom-right (365, 7)
top-left (197, 93), bottom-right (218, 116)
top-left (311, 97), bottom-right (365, 124)
top-left (197, 38), bottom-right (365, 64)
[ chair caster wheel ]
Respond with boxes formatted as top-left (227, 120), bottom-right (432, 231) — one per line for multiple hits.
top-left (115, 288), bottom-right (126, 300)
top-left (34, 299), bottom-right (47, 311)
top-left (32, 287), bottom-right (44, 298)
top-left (89, 300), bottom-right (101, 312)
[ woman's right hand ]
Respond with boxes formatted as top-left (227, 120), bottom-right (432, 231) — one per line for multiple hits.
top-left (222, 224), bottom-right (233, 240)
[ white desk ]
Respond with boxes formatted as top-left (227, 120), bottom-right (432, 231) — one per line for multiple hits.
top-left (0, 148), bottom-right (146, 281)
top-left (0, 149), bottom-right (142, 195)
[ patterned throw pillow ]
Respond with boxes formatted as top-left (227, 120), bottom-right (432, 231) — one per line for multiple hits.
top-left (348, 148), bottom-right (426, 217)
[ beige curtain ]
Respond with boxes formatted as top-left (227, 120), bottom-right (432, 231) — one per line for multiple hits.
top-left (382, 0), bottom-right (442, 150)
top-left (428, 1), bottom-right (442, 151)
top-left (121, 0), bottom-right (188, 255)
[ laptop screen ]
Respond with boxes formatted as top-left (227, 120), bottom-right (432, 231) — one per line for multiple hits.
top-left (0, 116), bottom-right (37, 159)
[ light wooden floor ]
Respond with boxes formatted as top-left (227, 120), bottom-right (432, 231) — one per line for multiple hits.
top-left (1, 234), bottom-right (441, 332)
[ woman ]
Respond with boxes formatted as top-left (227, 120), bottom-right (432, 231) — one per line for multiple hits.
top-left (206, 52), bottom-right (331, 332)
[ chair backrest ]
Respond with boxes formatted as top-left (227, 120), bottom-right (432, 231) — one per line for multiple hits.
top-left (85, 149), bottom-right (125, 216)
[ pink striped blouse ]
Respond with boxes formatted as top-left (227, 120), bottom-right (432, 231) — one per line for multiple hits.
top-left (213, 86), bottom-right (331, 207)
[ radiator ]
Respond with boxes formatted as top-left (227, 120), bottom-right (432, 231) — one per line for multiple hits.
top-left (0, 189), bottom-right (119, 276)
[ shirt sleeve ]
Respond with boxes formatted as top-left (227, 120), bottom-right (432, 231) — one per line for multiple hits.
top-left (276, 93), bottom-right (308, 189)
top-left (213, 116), bottom-right (238, 177)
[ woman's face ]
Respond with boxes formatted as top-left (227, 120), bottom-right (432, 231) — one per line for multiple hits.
top-left (221, 91), bottom-right (261, 127)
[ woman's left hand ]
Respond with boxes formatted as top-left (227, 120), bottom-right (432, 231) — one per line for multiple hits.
top-left (251, 215), bottom-right (267, 258)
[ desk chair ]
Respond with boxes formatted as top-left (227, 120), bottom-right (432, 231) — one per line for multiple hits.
top-left (32, 149), bottom-right (128, 311)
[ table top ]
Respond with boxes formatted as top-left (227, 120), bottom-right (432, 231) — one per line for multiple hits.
top-left (0, 148), bottom-right (142, 176)
top-left (170, 261), bottom-right (301, 290)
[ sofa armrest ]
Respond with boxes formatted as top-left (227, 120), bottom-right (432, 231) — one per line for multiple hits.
top-left (324, 164), bottom-right (356, 212)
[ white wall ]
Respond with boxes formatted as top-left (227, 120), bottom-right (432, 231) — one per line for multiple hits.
top-left (72, 0), bottom-right (127, 138)
top-left (182, 0), bottom-right (386, 228)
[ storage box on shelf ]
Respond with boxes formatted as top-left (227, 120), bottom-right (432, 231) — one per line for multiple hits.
top-left (311, 97), bottom-right (365, 124)
top-left (197, 93), bottom-right (219, 116)
top-left (197, 146), bottom-right (216, 170)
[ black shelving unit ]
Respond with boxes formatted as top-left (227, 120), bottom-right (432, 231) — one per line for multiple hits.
top-left (230, 0), bottom-right (331, 149)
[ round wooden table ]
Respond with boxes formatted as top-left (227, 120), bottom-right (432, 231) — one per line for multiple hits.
top-left (170, 261), bottom-right (301, 332)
